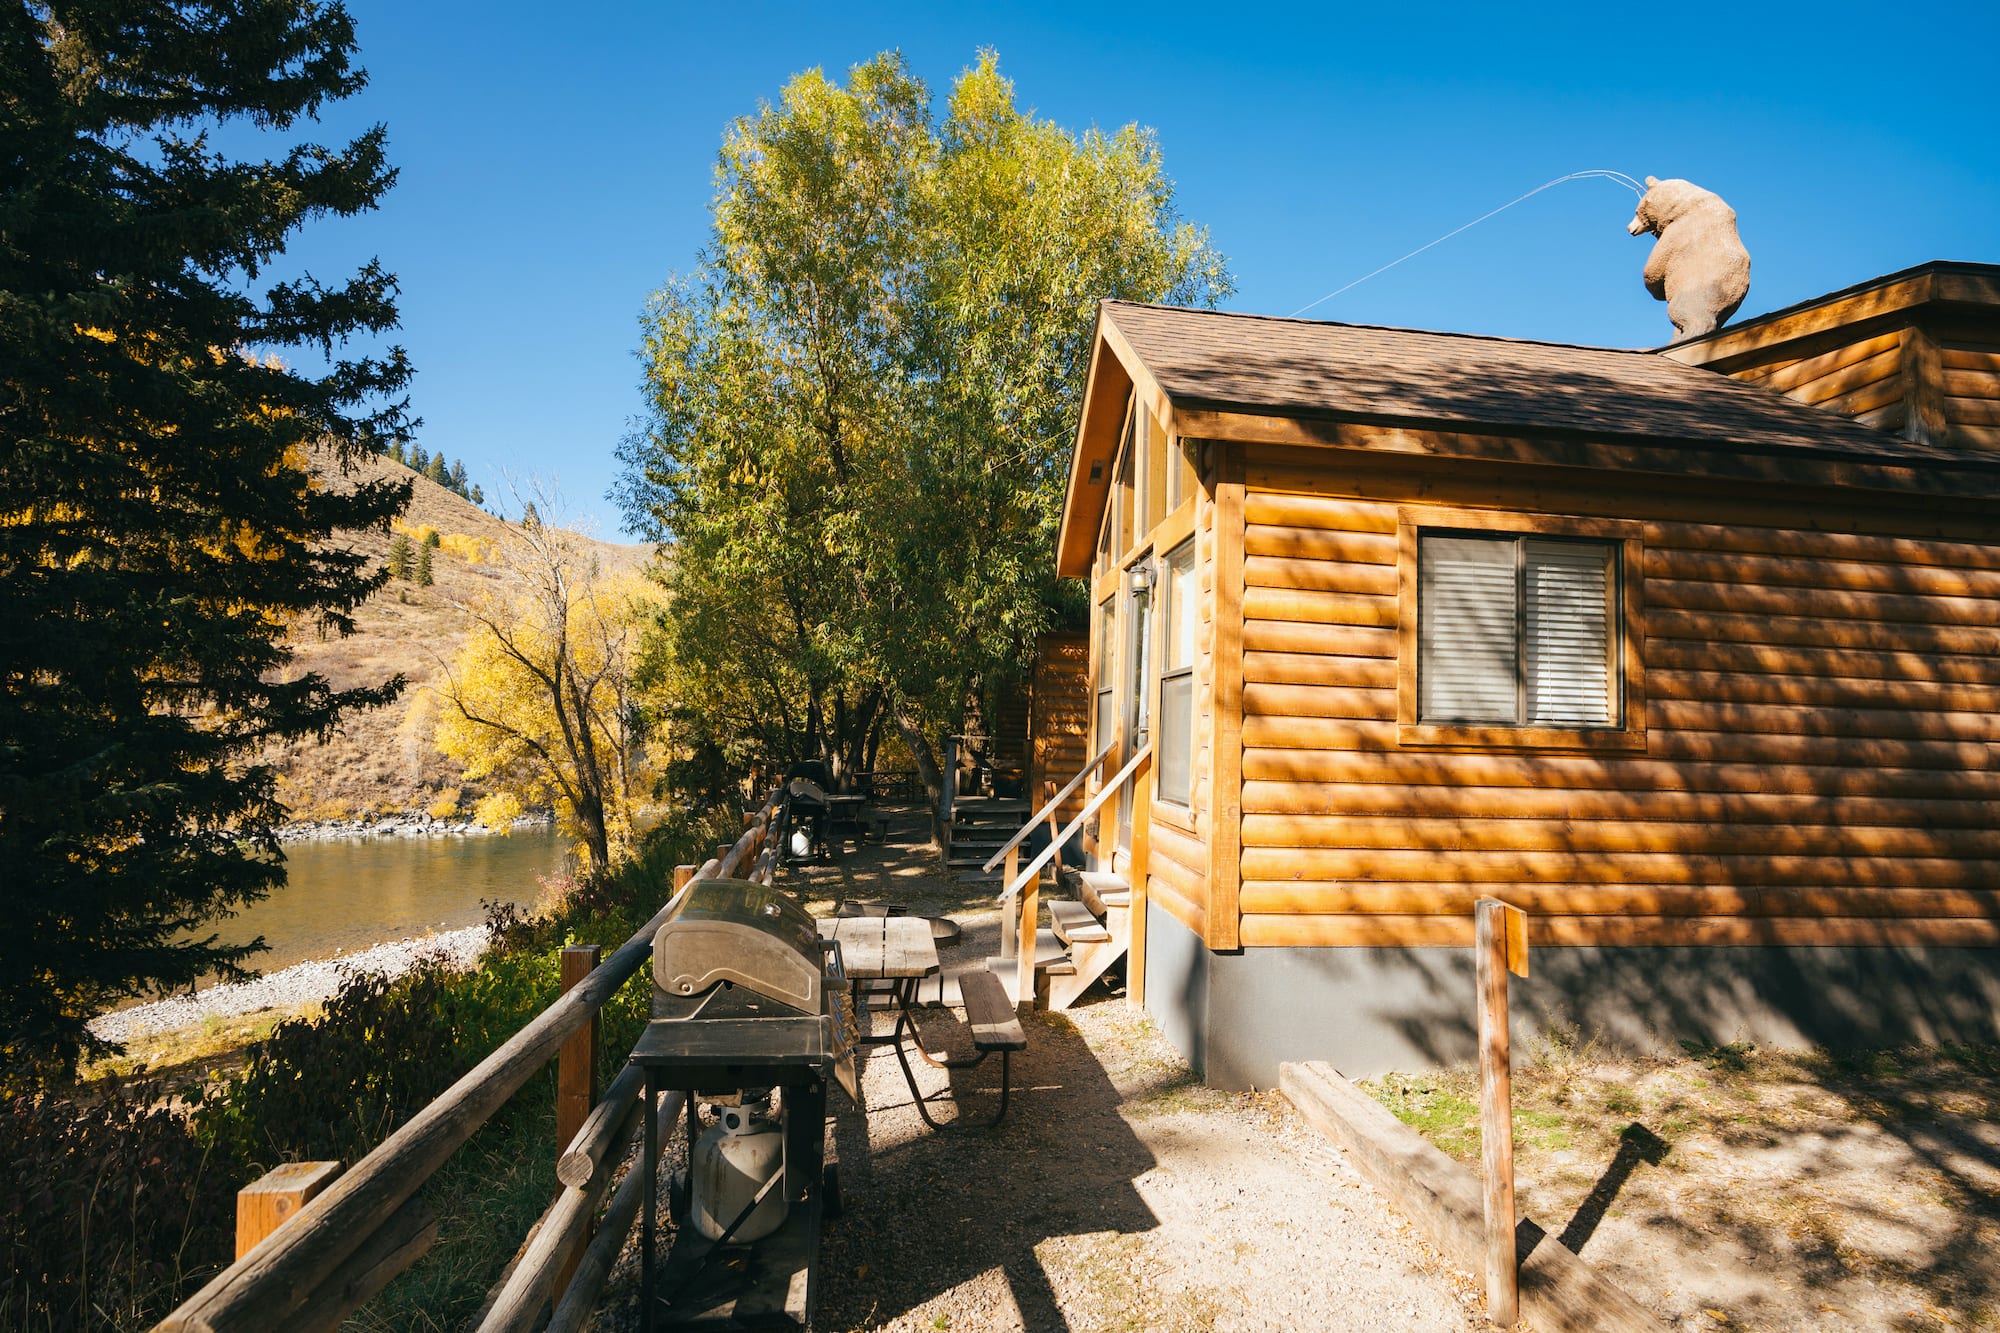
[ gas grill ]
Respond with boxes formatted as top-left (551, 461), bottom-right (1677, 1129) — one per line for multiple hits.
top-left (632, 876), bottom-right (854, 1331)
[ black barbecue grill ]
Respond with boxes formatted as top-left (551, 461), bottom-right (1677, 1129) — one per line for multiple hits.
top-left (633, 877), bottom-right (855, 1331)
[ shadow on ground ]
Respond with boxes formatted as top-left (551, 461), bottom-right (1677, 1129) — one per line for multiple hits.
top-left (815, 1002), bottom-right (1159, 1331)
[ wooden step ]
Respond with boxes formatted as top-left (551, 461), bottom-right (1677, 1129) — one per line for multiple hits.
top-left (1048, 899), bottom-right (1111, 945)
top-left (1068, 870), bottom-right (1130, 917)
top-left (987, 931), bottom-right (1074, 976)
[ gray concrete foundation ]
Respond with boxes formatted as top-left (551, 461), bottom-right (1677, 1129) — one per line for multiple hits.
top-left (1142, 900), bottom-right (2000, 1089)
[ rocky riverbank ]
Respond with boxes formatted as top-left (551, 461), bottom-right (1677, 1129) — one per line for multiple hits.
top-left (88, 926), bottom-right (492, 1045)
top-left (274, 809), bottom-right (553, 843)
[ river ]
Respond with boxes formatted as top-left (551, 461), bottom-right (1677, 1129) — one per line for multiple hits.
top-left (214, 828), bottom-right (570, 972)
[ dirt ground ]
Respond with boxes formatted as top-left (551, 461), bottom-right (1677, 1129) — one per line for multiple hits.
top-left (1369, 1035), bottom-right (2000, 1331)
top-left (593, 809), bottom-right (1491, 1332)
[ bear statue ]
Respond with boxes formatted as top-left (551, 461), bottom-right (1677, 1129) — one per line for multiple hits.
top-left (1626, 176), bottom-right (1751, 340)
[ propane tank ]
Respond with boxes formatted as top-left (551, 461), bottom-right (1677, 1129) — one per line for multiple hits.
top-left (689, 1103), bottom-right (787, 1242)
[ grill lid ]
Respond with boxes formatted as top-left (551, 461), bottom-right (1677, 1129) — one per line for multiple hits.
top-left (652, 877), bottom-right (822, 1015)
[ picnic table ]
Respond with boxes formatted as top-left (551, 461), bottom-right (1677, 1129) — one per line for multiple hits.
top-left (816, 914), bottom-right (1023, 1129)
top-left (823, 793), bottom-right (870, 848)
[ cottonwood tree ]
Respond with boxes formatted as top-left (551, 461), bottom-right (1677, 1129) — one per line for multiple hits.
top-left (432, 495), bottom-right (657, 872)
top-left (0, 2), bottom-right (413, 1069)
top-left (616, 51), bottom-right (1229, 802)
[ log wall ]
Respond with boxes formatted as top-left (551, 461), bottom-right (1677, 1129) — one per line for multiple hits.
top-left (1027, 632), bottom-right (1091, 825)
top-left (1234, 444), bottom-right (2000, 949)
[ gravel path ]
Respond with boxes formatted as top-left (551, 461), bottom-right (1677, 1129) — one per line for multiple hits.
top-left (87, 925), bottom-right (490, 1044)
top-left (590, 812), bottom-right (1484, 1332)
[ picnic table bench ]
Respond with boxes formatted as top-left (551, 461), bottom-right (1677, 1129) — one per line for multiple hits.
top-left (817, 915), bottom-right (1023, 1130)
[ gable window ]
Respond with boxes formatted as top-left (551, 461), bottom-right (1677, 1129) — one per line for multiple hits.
top-left (1418, 533), bottom-right (1618, 727)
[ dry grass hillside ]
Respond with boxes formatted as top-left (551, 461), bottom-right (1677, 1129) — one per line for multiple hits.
top-left (267, 450), bottom-right (653, 824)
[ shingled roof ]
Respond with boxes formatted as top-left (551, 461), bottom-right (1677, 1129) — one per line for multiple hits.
top-left (1104, 300), bottom-right (1974, 466)
top-left (1057, 298), bottom-right (2000, 575)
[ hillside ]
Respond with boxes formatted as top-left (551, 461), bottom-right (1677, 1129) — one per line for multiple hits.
top-left (266, 450), bottom-right (653, 824)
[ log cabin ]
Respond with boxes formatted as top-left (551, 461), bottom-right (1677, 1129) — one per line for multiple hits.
top-left (1051, 260), bottom-right (2000, 1086)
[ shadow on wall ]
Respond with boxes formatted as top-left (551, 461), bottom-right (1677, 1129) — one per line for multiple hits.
top-left (1358, 945), bottom-right (2000, 1075)
top-left (1180, 938), bottom-right (2000, 1087)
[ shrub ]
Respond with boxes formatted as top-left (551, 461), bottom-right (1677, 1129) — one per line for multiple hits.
top-left (0, 1075), bottom-right (248, 1331)
top-left (439, 533), bottom-right (496, 565)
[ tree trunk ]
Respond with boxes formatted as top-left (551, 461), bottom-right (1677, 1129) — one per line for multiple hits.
top-left (891, 705), bottom-right (945, 847)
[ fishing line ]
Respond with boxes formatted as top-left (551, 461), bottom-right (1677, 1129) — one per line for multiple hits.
top-left (1290, 169), bottom-right (1646, 318)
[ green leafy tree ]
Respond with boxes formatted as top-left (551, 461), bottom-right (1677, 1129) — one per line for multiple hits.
top-left (0, 1), bottom-right (413, 1069)
top-left (387, 531), bottom-right (414, 581)
top-left (616, 51), bottom-right (1228, 801)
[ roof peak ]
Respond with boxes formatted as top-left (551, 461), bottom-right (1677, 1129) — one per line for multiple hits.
top-left (1100, 298), bottom-right (1654, 358)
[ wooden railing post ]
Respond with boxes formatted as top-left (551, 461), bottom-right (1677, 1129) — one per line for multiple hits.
top-left (1016, 870), bottom-right (1040, 1014)
top-left (556, 946), bottom-right (602, 1156)
top-left (237, 1161), bottom-right (343, 1260)
top-left (555, 944), bottom-right (602, 1299)
top-left (673, 863), bottom-right (695, 895)
top-left (1476, 898), bottom-right (1529, 1328)
top-left (1000, 844), bottom-right (1020, 960)
top-left (1128, 764), bottom-right (1152, 1010)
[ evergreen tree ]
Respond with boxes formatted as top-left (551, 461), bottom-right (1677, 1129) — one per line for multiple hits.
top-left (425, 454), bottom-right (448, 485)
top-left (448, 459), bottom-right (468, 493)
top-left (388, 440), bottom-right (406, 466)
top-left (388, 532), bottom-right (414, 581)
top-left (424, 529), bottom-right (441, 548)
top-left (414, 543), bottom-right (433, 586)
top-left (470, 483), bottom-right (485, 507)
top-left (409, 444), bottom-right (428, 473)
top-left (0, 1), bottom-right (414, 1069)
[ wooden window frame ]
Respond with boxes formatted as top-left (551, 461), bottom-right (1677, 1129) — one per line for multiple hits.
top-left (1155, 536), bottom-right (1197, 810)
top-left (1396, 506), bottom-right (1647, 752)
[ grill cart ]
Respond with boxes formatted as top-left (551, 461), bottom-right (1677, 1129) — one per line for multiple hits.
top-left (634, 877), bottom-right (856, 1331)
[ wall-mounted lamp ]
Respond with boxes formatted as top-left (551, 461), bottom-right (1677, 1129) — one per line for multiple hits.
top-left (1128, 564), bottom-right (1152, 594)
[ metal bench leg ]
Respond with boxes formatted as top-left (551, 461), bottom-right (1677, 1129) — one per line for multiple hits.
top-left (889, 1022), bottom-right (1012, 1131)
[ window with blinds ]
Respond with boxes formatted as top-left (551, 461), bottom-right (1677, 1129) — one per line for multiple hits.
top-left (1157, 538), bottom-right (1196, 806)
top-left (1418, 533), bottom-right (1618, 727)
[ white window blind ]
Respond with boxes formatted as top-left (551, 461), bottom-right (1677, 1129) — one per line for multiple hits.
top-left (1525, 539), bottom-right (1613, 725)
top-left (1419, 533), bottom-right (1618, 727)
top-left (1419, 536), bottom-right (1519, 721)
top-left (1158, 539), bottom-right (1196, 806)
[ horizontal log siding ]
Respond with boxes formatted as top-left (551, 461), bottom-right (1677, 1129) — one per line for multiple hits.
top-left (1237, 452), bottom-right (2000, 948)
top-left (1028, 634), bottom-right (1091, 825)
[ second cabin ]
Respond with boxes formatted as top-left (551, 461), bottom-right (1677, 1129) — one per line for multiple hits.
top-left (1049, 261), bottom-right (2000, 1087)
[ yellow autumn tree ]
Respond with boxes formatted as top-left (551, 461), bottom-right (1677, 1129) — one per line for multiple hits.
top-left (433, 496), bottom-right (658, 871)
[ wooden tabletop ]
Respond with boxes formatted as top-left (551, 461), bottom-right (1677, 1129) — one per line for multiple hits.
top-left (818, 915), bottom-right (938, 979)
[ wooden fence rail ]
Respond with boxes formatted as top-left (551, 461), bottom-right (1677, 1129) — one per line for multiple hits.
top-left (157, 794), bottom-right (781, 1333)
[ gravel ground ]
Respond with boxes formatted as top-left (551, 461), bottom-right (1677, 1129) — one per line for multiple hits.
top-left (588, 812), bottom-right (1485, 1332)
top-left (86, 925), bottom-right (490, 1044)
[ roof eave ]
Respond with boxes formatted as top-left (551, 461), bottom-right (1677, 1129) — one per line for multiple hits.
top-left (1055, 307), bottom-right (1129, 579)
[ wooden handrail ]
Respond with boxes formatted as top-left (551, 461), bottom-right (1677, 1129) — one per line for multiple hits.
top-left (980, 736), bottom-right (1118, 872)
top-left (998, 745), bottom-right (1151, 903)
top-left (157, 792), bottom-right (781, 1333)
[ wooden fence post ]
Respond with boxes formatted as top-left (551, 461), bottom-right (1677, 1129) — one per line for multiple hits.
top-left (554, 944), bottom-right (602, 1301)
top-left (673, 864), bottom-right (695, 895)
top-left (1476, 898), bottom-right (1529, 1328)
top-left (237, 1161), bottom-right (343, 1259)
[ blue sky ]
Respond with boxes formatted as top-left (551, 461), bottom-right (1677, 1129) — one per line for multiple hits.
top-left (276, 2), bottom-right (2000, 536)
